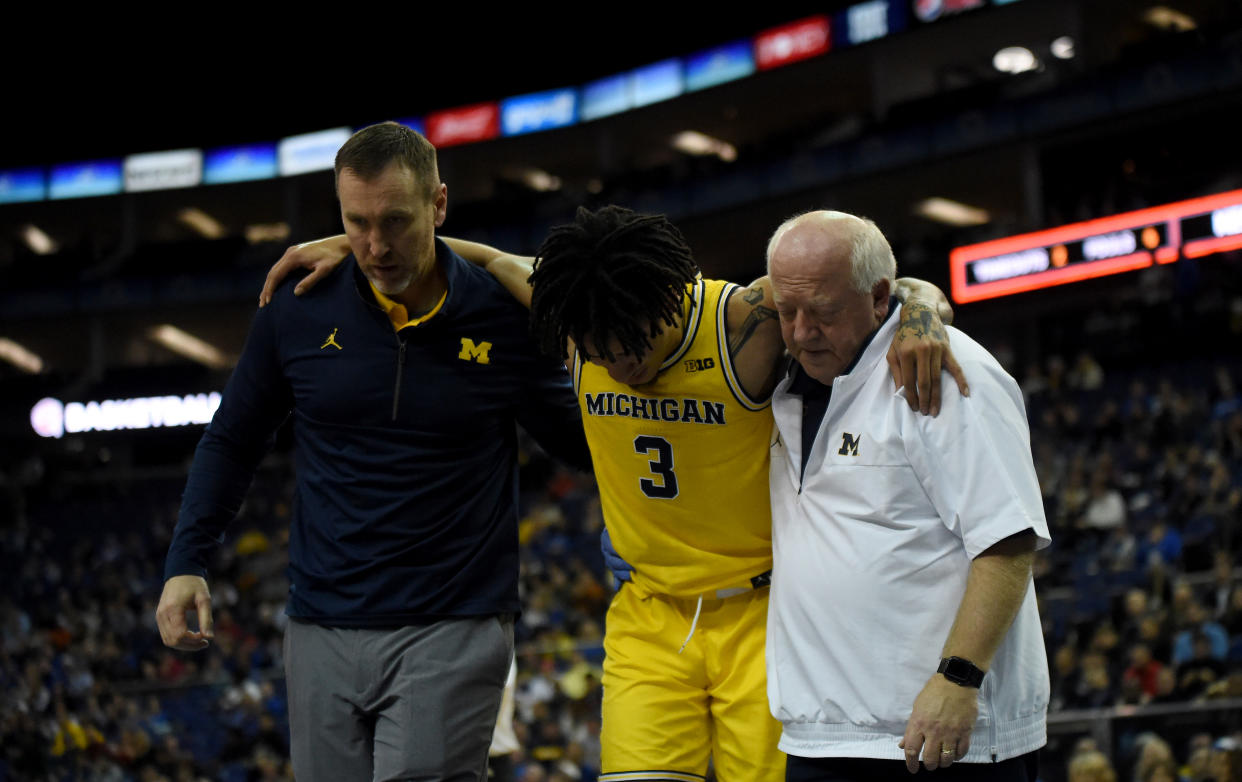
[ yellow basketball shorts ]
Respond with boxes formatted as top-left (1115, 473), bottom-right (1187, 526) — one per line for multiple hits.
top-left (600, 583), bottom-right (785, 782)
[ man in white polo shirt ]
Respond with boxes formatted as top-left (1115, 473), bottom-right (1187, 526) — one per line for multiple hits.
top-left (765, 211), bottom-right (1050, 781)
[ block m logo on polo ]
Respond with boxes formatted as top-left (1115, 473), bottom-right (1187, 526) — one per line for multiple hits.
top-left (458, 338), bottom-right (492, 364)
top-left (839, 432), bottom-right (861, 456)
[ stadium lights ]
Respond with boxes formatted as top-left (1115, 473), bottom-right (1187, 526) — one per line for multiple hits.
top-left (1050, 36), bottom-right (1075, 60)
top-left (245, 222), bottom-right (291, 244)
top-left (672, 131), bottom-right (737, 162)
top-left (177, 208), bottom-right (225, 239)
top-left (1142, 6), bottom-right (1196, 32)
top-left (21, 224), bottom-right (57, 255)
top-left (0, 338), bottom-right (45, 373)
top-left (914, 197), bottom-right (991, 227)
top-left (519, 169), bottom-right (563, 192)
top-left (147, 325), bottom-right (231, 369)
top-left (992, 46), bottom-right (1039, 75)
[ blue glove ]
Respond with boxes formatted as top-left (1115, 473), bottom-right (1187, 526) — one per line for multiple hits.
top-left (601, 527), bottom-right (634, 589)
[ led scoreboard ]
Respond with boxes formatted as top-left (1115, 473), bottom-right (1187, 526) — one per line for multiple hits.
top-left (949, 189), bottom-right (1242, 303)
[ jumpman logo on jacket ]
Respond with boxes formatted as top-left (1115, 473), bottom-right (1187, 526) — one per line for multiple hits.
top-left (320, 328), bottom-right (343, 350)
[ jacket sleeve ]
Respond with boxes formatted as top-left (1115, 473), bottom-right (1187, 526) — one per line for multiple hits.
top-left (164, 304), bottom-right (294, 580)
top-left (513, 356), bottom-right (592, 472)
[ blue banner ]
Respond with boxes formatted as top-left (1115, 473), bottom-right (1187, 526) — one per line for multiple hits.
top-left (49, 160), bottom-right (123, 200)
top-left (204, 144), bottom-right (278, 184)
top-left (581, 74), bottom-right (630, 121)
top-left (686, 41), bottom-right (755, 92)
top-left (632, 59), bottom-right (684, 108)
top-left (501, 88), bottom-right (578, 136)
top-left (836, 0), bottom-right (907, 46)
top-left (0, 168), bottom-right (46, 204)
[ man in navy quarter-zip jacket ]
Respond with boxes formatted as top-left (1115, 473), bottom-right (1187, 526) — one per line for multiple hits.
top-left (156, 122), bottom-right (590, 782)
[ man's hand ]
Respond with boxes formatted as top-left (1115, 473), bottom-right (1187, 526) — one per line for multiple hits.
top-left (156, 575), bottom-right (215, 651)
top-left (259, 235), bottom-right (352, 307)
top-left (899, 674), bottom-right (978, 773)
top-left (886, 301), bottom-right (969, 417)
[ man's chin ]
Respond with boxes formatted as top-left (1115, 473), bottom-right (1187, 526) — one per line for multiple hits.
top-left (369, 274), bottom-right (413, 298)
top-left (798, 353), bottom-right (840, 383)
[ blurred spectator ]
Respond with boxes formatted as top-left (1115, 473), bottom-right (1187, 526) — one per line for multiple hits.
top-left (1175, 633), bottom-right (1228, 699)
top-left (1121, 643), bottom-right (1163, 700)
top-left (1084, 473), bottom-right (1128, 532)
top-left (1131, 733), bottom-right (1176, 782)
top-left (1171, 602), bottom-right (1230, 665)
top-left (1069, 748), bottom-right (1118, 782)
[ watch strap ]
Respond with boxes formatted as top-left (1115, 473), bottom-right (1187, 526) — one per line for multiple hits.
top-left (938, 656), bottom-right (985, 688)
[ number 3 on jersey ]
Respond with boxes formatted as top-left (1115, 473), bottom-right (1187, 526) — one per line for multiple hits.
top-left (634, 435), bottom-right (679, 499)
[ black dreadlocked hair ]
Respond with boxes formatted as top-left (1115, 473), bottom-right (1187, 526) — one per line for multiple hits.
top-left (529, 206), bottom-right (700, 362)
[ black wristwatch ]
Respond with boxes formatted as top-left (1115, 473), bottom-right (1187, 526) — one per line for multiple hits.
top-left (938, 656), bottom-right (985, 688)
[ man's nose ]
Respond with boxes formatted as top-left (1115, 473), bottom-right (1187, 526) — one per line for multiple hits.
top-left (368, 229), bottom-right (389, 259)
top-left (791, 311), bottom-right (816, 344)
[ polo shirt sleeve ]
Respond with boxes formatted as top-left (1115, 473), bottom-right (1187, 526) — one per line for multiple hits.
top-left (164, 303), bottom-right (294, 580)
top-left (903, 350), bottom-right (1052, 559)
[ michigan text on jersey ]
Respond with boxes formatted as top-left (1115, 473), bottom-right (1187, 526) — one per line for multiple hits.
top-left (583, 392), bottom-right (726, 425)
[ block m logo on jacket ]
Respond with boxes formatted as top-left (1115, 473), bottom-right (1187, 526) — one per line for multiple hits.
top-left (458, 338), bottom-right (492, 364)
top-left (838, 432), bottom-right (861, 456)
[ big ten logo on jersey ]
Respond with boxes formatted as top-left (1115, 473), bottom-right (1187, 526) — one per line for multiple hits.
top-left (683, 357), bottom-right (715, 373)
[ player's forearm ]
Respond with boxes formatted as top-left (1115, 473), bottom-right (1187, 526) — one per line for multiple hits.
top-left (441, 237), bottom-right (535, 308)
top-left (441, 236), bottom-right (507, 266)
top-left (895, 277), bottom-right (954, 325)
top-left (939, 532), bottom-right (1037, 671)
top-left (487, 255), bottom-right (536, 309)
top-left (301, 234), bottom-right (351, 257)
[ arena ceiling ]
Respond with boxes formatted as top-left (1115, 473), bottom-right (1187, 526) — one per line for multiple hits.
top-left (1, 0), bottom-right (1239, 383)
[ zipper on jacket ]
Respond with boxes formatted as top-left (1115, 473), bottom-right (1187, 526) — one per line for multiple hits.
top-left (983, 673), bottom-right (999, 762)
top-left (392, 339), bottom-right (407, 421)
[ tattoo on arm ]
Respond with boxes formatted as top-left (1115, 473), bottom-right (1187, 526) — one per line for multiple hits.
top-left (729, 300), bottom-right (780, 355)
top-left (897, 303), bottom-right (948, 342)
top-left (743, 287), bottom-right (764, 306)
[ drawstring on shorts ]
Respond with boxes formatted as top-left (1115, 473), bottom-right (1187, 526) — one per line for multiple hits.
top-left (678, 595), bottom-right (704, 654)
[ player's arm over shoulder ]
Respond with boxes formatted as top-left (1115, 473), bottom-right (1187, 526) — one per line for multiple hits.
top-left (724, 275), bottom-right (785, 401)
top-left (441, 237), bottom-right (535, 309)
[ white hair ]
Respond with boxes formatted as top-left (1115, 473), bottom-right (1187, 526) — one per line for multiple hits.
top-left (766, 210), bottom-right (896, 293)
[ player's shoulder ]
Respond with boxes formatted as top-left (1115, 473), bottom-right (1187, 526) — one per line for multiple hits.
top-left (720, 276), bottom-right (774, 316)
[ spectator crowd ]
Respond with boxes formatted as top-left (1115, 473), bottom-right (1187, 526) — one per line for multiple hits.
top-left (2, 353), bottom-right (1240, 781)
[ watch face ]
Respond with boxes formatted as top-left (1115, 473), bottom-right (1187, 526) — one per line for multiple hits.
top-left (940, 656), bottom-right (983, 687)
top-left (943, 659), bottom-right (970, 682)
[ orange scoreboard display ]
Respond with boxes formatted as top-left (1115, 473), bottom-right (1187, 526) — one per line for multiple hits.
top-left (949, 189), bottom-right (1242, 304)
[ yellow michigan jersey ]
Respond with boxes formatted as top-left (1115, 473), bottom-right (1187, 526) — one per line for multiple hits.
top-left (572, 277), bottom-right (773, 597)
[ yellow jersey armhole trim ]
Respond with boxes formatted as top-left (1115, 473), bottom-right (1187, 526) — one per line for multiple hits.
top-left (571, 348), bottom-right (583, 396)
top-left (659, 277), bottom-right (705, 371)
top-left (716, 283), bottom-right (772, 412)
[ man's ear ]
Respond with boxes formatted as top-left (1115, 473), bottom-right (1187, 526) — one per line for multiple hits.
top-left (433, 183), bottom-right (448, 227)
top-left (872, 278), bottom-right (891, 319)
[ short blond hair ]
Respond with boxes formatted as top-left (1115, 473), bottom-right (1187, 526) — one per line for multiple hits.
top-left (1068, 750), bottom-right (1117, 782)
